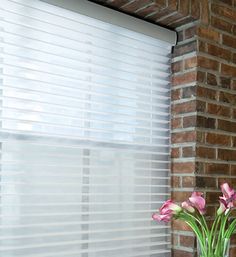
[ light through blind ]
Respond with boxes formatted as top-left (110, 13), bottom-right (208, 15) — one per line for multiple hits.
top-left (0, 0), bottom-right (174, 256)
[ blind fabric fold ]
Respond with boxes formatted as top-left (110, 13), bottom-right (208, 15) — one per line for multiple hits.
top-left (0, 0), bottom-right (173, 256)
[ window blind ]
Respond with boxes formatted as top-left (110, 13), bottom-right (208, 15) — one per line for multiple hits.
top-left (0, 0), bottom-right (175, 256)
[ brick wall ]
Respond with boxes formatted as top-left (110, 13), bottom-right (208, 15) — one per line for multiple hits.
top-left (91, 0), bottom-right (236, 256)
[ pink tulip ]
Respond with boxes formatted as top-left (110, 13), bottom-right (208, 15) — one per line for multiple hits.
top-left (217, 200), bottom-right (227, 215)
top-left (152, 199), bottom-right (182, 222)
top-left (189, 192), bottom-right (206, 215)
top-left (182, 201), bottom-right (195, 213)
top-left (220, 183), bottom-right (236, 209)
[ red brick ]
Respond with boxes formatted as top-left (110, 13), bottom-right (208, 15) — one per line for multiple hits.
top-left (172, 219), bottom-right (192, 231)
top-left (171, 88), bottom-right (181, 101)
top-left (184, 56), bottom-right (197, 69)
top-left (183, 115), bottom-right (196, 127)
top-left (218, 149), bottom-right (236, 161)
top-left (196, 176), bottom-right (216, 188)
top-left (219, 92), bottom-right (236, 105)
top-left (182, 146), bottom-right (195, 157)
top-left (179, 235), bottom-right (195, 248)
top-left (182, 176), bottom-right (196, 187)
top-left (198, 56), bottom-right (219, 71)
top-left (205, 163), bottom-right (230, 175)
top-left (206, 132), bottom-right (231, 146)
top-left (197, 86), bottom-right (217, 100)
top-left (208, 103), bottom-right (231, 117)
top-left (211, 16), bottom-right (233, 33)
top-left (200, 0), bottom-right (209, 24)
top-left (171, 117), bottom-right (182, 129)
top-left (190, 0), bottom-right (200, 19)
top-left (172, 100), bottom-right (196, 114)
top-left (172, 131), bottom-right (196, 143)
top-left (207, 44), bottom-right (231, 60)
top-left (199, 40), bottom-right (206, 53)
top-left (172, 249), bottom-right (194, 257)
top-left (198, 27), bottom-right (220, 42)
top-left (173, 41), bottom-right (197, 57)
top-left (171, 147), bottom-right (180, 158)
top-left (231, 165), bottom-right (236, 176)
top-left (206, 73), bottom-right (218, 86)
top-left (196, 146), bottom-right (215, 159)
top-left (172, 162), bottom-right (195, 173)
top-left (121, 0), bottom-right (154, 12)
top-left (182, 86), bottom-right (196, 98)
top-left (223, 34), bottom-right (236, 48)
top-left (172, 61), bottom-right (183, 73)
top-left (172, 175), bottom-right (180, 187)
top-left (218, 119), bottom-right (236, 133)
top-left (179, 0), bottom-right (189, 16)
top-left (172, 71), bottom-right (197, 86)
top-left (197, 71), bottom-right (206, 83)
top-left (197, 116), bottom-right (216, 129)
top-left (206, 191), bottom-right (221, 204)
top-left (220, 77), bottom-right (231, 89)
top-left (136, 3), bottom-right (164, 16)
top-left (211, 3), bottom-right (236, 20)
top-left (221, 63), bottom-right (236, 77)
top-left (185, 25), bottom-right (197, 39)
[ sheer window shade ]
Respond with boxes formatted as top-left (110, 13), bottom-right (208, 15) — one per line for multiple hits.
top-left (0, 0), bottom-right (175, 256)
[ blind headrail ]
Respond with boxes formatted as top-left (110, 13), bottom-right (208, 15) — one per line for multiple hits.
top-left (40, 0), bottom-right (177, 45)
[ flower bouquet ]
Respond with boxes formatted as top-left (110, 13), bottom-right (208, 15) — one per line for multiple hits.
top-left (152, 183), bottom-right (236, 257)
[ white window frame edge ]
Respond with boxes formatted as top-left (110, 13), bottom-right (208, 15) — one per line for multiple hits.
top-left (41, 0), bottom-right (177, 45)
